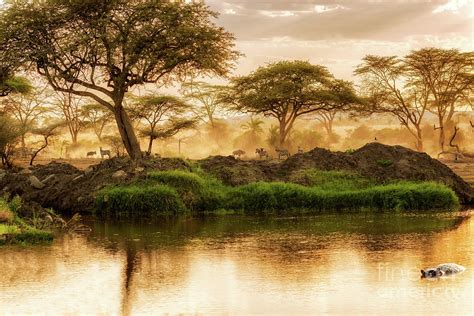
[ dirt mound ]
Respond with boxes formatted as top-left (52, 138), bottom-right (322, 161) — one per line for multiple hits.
top-left (200, 155), bottom-right (280, 185)
top-left (1, 143), bottom-right (472, 213)
top-left (283, 143), bottom-right (473, 204)
top-left (200, 143), bottom-right (473, 204)
top-left (280, 147), bottom-right (357, 172)
top-left (0, 156), bottom-right (192, 213)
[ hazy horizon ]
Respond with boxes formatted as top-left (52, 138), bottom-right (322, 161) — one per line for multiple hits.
top-left (205, 0), bottom-right (473, 80)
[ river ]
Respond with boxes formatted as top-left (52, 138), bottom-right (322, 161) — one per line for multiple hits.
top-left (0, 211), bottom-right (473, 315)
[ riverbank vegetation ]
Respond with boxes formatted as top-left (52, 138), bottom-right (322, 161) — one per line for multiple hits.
top-left (95, 169), bottom-right (459, 218)
top-left (0, 197), bottom-right (53, 245)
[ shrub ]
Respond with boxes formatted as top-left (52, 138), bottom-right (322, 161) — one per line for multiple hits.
top-left (95, 170), bottom-right (460, 217)
top-left (147, 170), bottom-right (205, 191)
top-left (226, 181), bottom-right (458, 213)
top-left (96, 184), bottom-right (186, 217)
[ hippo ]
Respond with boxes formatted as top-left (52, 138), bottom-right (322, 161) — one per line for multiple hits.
top-left (421, 263), bottom-right (466, 278)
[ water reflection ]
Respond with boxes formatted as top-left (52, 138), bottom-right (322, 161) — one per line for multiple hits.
top-left (0, 212), bottom-right (472, 314)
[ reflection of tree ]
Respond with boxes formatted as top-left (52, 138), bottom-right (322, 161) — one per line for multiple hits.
top-left (121, 240), bottom-right (140, 316)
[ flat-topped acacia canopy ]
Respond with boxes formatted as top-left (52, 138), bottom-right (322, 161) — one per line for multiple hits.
top-left (0, 0), bottom-right (239, 159)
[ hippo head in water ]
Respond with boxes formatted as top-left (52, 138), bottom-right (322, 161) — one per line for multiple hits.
top-left (420, 268), bottom-right (443, 278)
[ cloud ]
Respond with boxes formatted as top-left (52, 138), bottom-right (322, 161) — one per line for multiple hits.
top-left (314, 4), bottom-right (347, 14)
top-left (432, 0), bottom-right (470, 14)
top-left (260, 10), bottom-right (298, 18)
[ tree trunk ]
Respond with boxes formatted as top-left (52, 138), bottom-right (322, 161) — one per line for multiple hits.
top-left (279, 120), bottom-right (286, 148)
top-left (147, 136), bottom-right (154, 155)
top-left (21, 134), bottom-right (26, 149)
top-left (415, 127), bottom-right (423, 152)
top-left (113, 105), bottom-right (142, 160)
top-left (71, 130), bottom-right (78, 144)
top-left (438, 118), bottom-right (445, 152)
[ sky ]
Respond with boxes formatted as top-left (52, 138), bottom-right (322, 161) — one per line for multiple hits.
top-left (205, 0), bottom-right (473, 80)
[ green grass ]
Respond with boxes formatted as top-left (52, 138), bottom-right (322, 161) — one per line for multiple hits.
top-left (96, 184), bottom-right (187, 218)
top-left (95, 169), bottom-right (460, 217)
top-left (227, 181), bottom-right (458, 213)
top-left (0, 197), bottom-right (54, 246)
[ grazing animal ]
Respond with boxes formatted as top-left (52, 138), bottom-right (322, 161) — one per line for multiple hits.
top-left (421, 263), bottom-right (465, 278)
top-left (297, 146), bottom-right (304, 154)
top-left (99, 147), bottom-right (111, 159)
top-left (275, 148), bottom-right (290, 160)
top-left (255, 148), bottom-right (269, 160)
top-left (86, 151), bottom-right (96, 158)
top-left (232, 149), bottom-right (246, 159)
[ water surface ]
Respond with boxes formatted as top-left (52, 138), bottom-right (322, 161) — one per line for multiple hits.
top-left (0, 211), bottom-right (473, 315)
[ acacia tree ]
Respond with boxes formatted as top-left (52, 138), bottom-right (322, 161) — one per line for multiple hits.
top-left (0, 72), bottom-right (31, 97)
top-left (81, 103), bottom-right (113, 142)
top-left (404, 48), bottom-right (473, 152)
top-left (0, 84), bottom-right (51, 149)
top-left (53, 91), bottom-right (86, 144)
top-left (29, 122), bottom-right (62, 166)
top-left (181, 81), bottom-right (227, 128)
top-left (355, 55), bottom-right (430, 152)
top-left (1, 0), bottom-right (238, 159)
top-left (225, 61), bottom-right (361, 147)
top-left (129, 95), bottom-right (196, 155)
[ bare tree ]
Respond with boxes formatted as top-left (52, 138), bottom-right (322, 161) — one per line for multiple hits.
top-left (81, 103), bottom-right (113, 142)
top-left (355, 55), bottom-right (430, 152)
top-left (29, 123), bottom-right (62, 165)
top-left (53, 91), bottom-right (86, 144)
top-left (405, 48), bottom-right (473, 152)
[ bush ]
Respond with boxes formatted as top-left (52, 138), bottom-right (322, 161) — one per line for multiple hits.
top-left (227, 181), bottom-right (458, 213)
top-left (0, 196), bottom-right (54, 245)
top-left (96, 184), bottom-right (186, 217)
top-left (95, 170), bottom-right (460, 217)
top-left (148, 170), bottom-right (205, 191)
top-left (147, 170), bottom-right (227, 211)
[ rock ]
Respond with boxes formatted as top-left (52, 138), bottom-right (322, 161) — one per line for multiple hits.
top-left (112, 170), bottom-right (127, 179)
top-left (72, 174), bottom-right (84, 182)
top-left (134, 167), bottom-right (145, 173)
top-left (42, 174), bottom-right (56, 183)
top-left (19, 169), bottom-right (33, 175)
top-left (29, 176), bottom-right (46, 190)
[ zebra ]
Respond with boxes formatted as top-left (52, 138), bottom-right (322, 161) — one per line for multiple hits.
top-left (275, 148), bottom-right (290, 160)
top-left (86, 151), bottom-right (97, 158)
top-left (232, 149), bottom-right (246, 159)
top-left (99, 147), bottom-right (111, 159)
top-left (255, 148), bottom-right (269, 160)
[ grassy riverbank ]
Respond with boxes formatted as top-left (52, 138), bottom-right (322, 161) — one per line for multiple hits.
top-left (0, 197), bottom-right (53, 245)
top-left (95, 169), bottom-right (459, 217)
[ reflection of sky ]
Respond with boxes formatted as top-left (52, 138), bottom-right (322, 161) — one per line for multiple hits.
top-left (204, 0), bottom-right (472, 80)
top-left (0, 214), bottom-right (472, 314)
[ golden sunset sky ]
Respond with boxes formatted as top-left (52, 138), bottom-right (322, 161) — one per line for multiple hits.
top-left (206, 0), bottom-right (473, 79)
